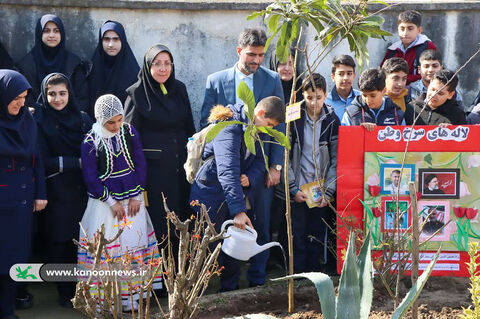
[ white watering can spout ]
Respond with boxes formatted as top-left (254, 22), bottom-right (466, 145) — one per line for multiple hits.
top-left (251, 241), bottom-right (282, 257)
top-left (220, 220), bottom-right (282, 261)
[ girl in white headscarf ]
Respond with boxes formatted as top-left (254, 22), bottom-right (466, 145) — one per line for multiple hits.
top-left (78, 94), bottom-right (161, 312)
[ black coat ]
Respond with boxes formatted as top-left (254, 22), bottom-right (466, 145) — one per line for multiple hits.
top-left (34, 72), bottom-right (93, 242)
top-left (125, 44), bottom-right (195, 238)
top-left (0, 41), bottom-right (14, 70)
top-left (404, 98), bottom-right (466, 125)
top-left (17, 52), bottom-right (90, 111)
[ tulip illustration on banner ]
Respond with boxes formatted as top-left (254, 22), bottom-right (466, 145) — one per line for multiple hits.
top-left (369, 185), bottom-right (381, 197)
top-left (453, 206), bottom-right (480, 250)
top-left (360, 199), bottom-right (381, 246)
top-left (361, 174), bottom-right (383, 246)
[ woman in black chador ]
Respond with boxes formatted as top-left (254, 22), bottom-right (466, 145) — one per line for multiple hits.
top-left (34, 72), bottom-right (92, 308)
top-left (17, 14), bottom-right (89, 110)
top-left (125, 44), bottom-right (195, 241)
top-left (87, 20), bottom-right (139, 118)
top-left (0, 41), bottom-right (14, 70)
top-left (0, 70), bottom-right (47, 319)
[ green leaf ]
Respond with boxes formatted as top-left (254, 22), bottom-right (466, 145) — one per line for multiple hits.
top-left (264, 25), bottom-right (282, 52)
top-left (424, 154), bottom-right (433, 166)
top-left (257, 126), bottom-right (291, 150)
top-left (205, 120), bottom-right (245, 143)
top-left (267, 14), bottom-right (281, 33)
top-left (244, 125), bottom-right (257, 155)
top-left (304, 16), bottom-right (325, 35)
top-left (275, 40), bottom-right (288, 65)
top-left (290, 18), bottom-right (300, 44)
top-left (237, 81), bottom-right (256, 120)
top-left (336, 232), bottom-right (361, 319)
top-left (363, 15), bottom-right (385, 25)
top-left (272, 272), bottom-right (336, 319)
top-left (368, 0), bottom-right (390, 6)
top-left (310, 0), bottom-right (327, 10)
top-left (278, 20), bottom-right (289, 44)
top-left (359, 198), bottom-right (374, 221)
top-left (391, 248), bottom-right (442, 319)
top-left (357, 25), bottom-right (392, 37)
top-left (246, 11), bottom-right (263, 21)
top-left (357, 232), bottom-right (373, 319)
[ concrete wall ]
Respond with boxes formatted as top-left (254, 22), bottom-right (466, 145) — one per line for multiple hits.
top-left (1, 1), bottom-right (480, 127)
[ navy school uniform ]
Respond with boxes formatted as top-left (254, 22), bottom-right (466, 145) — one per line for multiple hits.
top-left (0, 70), bottom-right (46, 317)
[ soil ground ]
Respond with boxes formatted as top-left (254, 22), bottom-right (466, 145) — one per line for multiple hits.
top-left (19, 263), bottom-right (470, 318)
top-left (195, 274), bottom-right (470, 318)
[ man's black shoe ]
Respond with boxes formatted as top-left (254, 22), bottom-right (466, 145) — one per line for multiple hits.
top-left (15, 292), bottom-right (33, 310)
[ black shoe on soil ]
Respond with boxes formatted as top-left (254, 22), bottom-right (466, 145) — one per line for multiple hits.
top-left (15, 292), bottom-right (33, 310)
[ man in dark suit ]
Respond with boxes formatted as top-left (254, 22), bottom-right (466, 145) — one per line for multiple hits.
top-left (200, 28), bottom-right (284, 289)
top-left (423, 174), bottom-right (445, 195)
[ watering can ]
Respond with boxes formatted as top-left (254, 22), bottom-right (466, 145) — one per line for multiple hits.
top-left (221, 220), bottom-right (281, 261)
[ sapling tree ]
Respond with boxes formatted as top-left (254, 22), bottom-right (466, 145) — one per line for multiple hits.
top-left (247, 0), bottom-right (391, 312)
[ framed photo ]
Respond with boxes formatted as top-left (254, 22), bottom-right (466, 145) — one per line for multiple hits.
top-left (380, 164), bottom-right (415, 195)
top-left (381, 196), bottom-right (411, 232)
top-left (418, 200), bottom-right (450, 241)
top-left (418, 168), bottom-right (460, 199)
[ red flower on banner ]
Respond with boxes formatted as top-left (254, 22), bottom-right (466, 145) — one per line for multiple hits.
top-left (416, 192), bottom-right (422, 201)
top-left (466, 208), bottom-right (478, 220)
top-left (454, 206), bottom-right (465, 218)
top-left (368, 185), bottom-right (381, 197)
top-left (372, 207), bottom-right (382, 218)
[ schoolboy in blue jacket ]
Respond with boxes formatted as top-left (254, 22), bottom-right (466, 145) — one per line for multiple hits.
top-left (190, 96), bottom-right (285, 292)
top-left (342, 68), bottom-right (405, 131)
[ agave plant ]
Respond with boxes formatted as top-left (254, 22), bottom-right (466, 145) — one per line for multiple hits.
top-left (273, 232), bottom-right (440, 319)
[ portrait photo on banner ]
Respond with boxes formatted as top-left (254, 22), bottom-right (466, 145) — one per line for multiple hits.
top-left (418, 200), bottom-right (450, 242)
top-left (381, 196), bottom-right (411, 232)
top-left (418, 168), bottom-right (460, 199)
top-left (379, 163), bottom-right (415, 195)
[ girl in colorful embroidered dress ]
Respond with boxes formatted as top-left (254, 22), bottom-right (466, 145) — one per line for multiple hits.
top-left (78, 94), bottom-right (161, 311)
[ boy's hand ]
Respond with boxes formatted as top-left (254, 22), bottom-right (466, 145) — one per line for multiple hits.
top-left (240, 174), bottom-right (250, 187)
top-left (233, 212), bottom-right (253, 230)
top-left (360, 122), bottom-right (376, 132)
top-left (318, 197), bottom-right (329, 208)
top-left (111, 202), bottom-right (125, 220)
top-left (438, 123), bottom-right (450, 129)
top-left (294, 191), bottom-right (308, 203)
top-left (127, 199), bottom-right (141, 217)
top-left (266, 167), bottom-right (281, 188)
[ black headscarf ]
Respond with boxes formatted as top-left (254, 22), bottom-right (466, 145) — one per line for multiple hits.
top-left (32, 14), bottom-right (68, 86)
top-left (0, 69), bottom-right (36, 158)
top-left (269, 50), bottom-right (303, 105)
top-left (126, 44), bottom-right (189, 128)
top-left (34, 73), bottom-right (84, 156)
top-left (88, 21), bottom-right (139, 114)
top-left (0, 41), bottom-right (14, 70)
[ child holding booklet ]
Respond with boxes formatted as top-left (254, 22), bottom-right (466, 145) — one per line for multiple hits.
top-left (278, 73), bottom-right (340, 273)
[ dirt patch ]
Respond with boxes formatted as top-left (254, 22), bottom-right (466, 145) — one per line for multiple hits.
top-left (195, 276), bottom-right (470, 318)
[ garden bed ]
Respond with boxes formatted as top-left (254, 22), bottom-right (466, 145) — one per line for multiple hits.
top-left (195, 276), bottom-right (470, 318)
